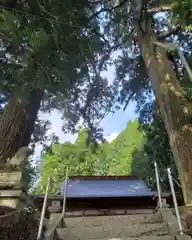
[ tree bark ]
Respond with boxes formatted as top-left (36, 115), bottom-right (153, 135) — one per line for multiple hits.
top-left (0, 89), bottom-right (43, 162)
top-left (136, 27), bottom-right (192, 204)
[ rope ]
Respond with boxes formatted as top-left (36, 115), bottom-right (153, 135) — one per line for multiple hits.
top-left (172, 175), bottom-right (182, 188)
top-left (142, 158), bottom-right (183, 194)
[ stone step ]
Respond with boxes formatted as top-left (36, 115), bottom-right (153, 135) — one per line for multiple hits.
top-left (91, 237), bottom-right (174, 240)
top-left (63, 213), bottom-right (162, 228)
top-left (65, 208), bottom-right (156, 217)
top-left (57, 223), bottom-right (168, 240)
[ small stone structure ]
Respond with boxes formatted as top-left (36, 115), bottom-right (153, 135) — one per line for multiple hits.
top-left (48, 201), bottom-right (61, 213)
top-left (0, 147), bottom-right (31, 209)
top-left (0, 171), bottom-right (26, 209)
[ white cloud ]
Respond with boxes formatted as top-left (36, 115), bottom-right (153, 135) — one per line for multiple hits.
top-left (105, 132), bottom-right (119, 143)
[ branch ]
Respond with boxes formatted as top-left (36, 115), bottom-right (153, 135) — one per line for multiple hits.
top-left (36, 0), bottom-right (58, 20)
top-left (89, 2), bottom-right (177, 20)
top-left (30, 58), bottom-right (51, 84)
top-left (157, 25), bottom-right (182, 40)
top-left (0, 32), bottom-right (11, 41)
top-left (91, 28), bottom-right (111, 49)
top-left (147, 3), bottom-right (178, 13)
top-left (153, 40), bottom-right (192, 82)
top-left (89, 0), bottom-right (129, 20)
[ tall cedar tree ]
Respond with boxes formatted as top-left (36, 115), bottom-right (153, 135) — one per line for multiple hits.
top-left (0, 0), bottom-right (111, 161)
top-left (109, 0), bottom-right (192, 204)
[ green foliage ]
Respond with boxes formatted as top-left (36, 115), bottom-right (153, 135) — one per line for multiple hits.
top-left (107, 120), bottom-right (144, 175)
top-left (35, 120), bottom-right (145, 194)
top-left (131, 107), bottom-right (182, 194)
top-left (1, 0), bottom-right (192, 198)
top-left (171, 0), bottom-right (192, 26)
top-left (131, 111), bottom-right (174, 187)
top-left (1, 0), bottom-right (191, 138)
top-left (0, 0), bottom-right (114, 140)
top-left (75, 129), bottom-right (89, 148)
top-left (23, 159), bottom-right (37, 192)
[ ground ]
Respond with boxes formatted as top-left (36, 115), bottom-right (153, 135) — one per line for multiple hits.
top-left (0, 206), bottom-right (39, 240)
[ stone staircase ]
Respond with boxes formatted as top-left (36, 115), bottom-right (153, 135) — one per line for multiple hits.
top-left (56, 211), bottom-right (174, 240)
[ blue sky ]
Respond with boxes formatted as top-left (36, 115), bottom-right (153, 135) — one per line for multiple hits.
top-left (39, 103), bottom-right (136, 143)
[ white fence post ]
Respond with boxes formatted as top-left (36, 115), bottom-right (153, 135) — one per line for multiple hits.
top-left (37, 177), bottom-right (50, 240)
top-left (62, 167), bottom-right (68, 217)
top-left (167, 168), bottom-right (183, 235)
top-left (154, 162), bottom-right (162, 208)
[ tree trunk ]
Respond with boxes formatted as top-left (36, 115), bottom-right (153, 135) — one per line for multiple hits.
top-left (0, 89), bottom-right (43, 162)
top-left (136, 27), bottom-right (192, 204)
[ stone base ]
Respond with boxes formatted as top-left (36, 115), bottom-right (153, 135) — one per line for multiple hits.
top-left (48, 200), bottom-right (61, 213)
top-left (0, 198), bottom-right (21, 209)
top-left (0, 189), bottom-right (25, 209)
top-left (0, 171), bottom-right (22, 188)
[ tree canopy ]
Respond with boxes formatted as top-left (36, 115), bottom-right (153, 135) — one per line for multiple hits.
top-left (0, 0), bottom-right (192, 204)
top-left (0, 0), bottom-right (115, 161)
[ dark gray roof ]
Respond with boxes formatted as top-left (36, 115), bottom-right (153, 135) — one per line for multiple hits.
top-left (60, 179), bottom-right (158, 198)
